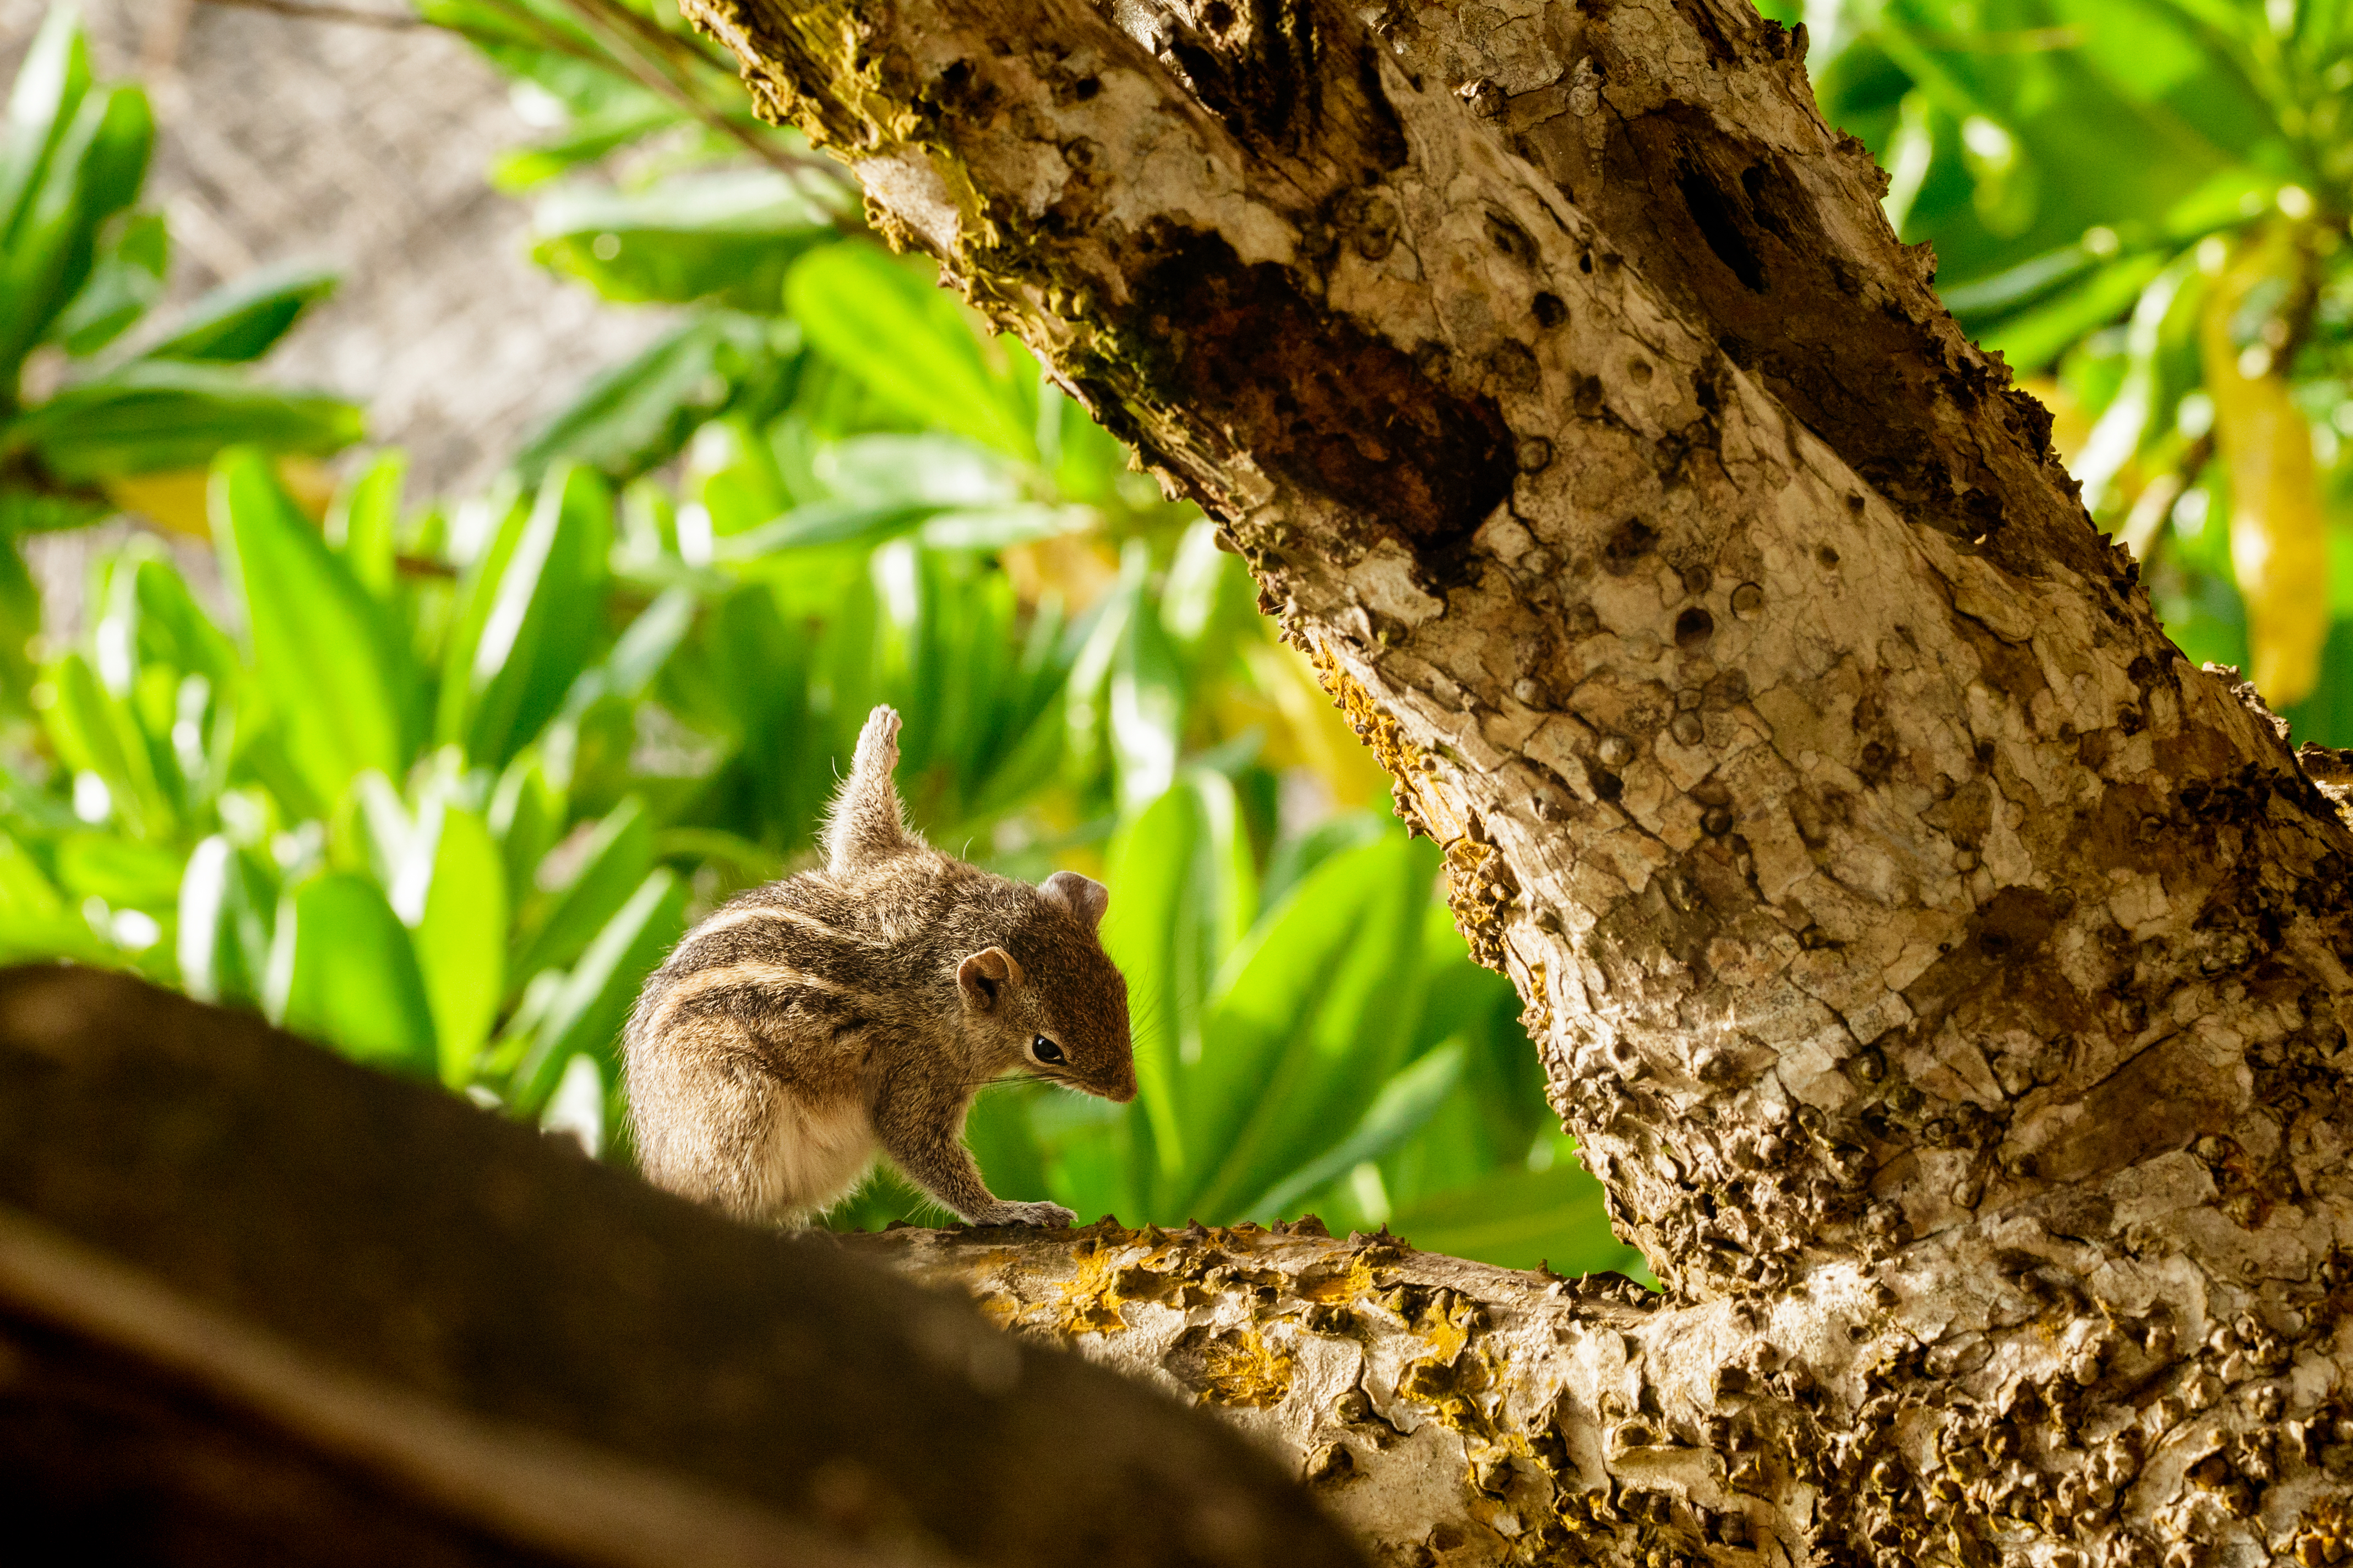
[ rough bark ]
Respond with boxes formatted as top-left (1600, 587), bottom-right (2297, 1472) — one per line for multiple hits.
top-left (674, 2), bottom-right (2353, 1565)
top-left (0, 964), bottom-right (1360, 1568)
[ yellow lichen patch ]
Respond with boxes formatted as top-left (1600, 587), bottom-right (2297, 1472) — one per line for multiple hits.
top-left (2292, 1495), bottom-right (2353, 1567)
top-left (1051, 1241), bottom-right (1137, 1336)
top-left (1297, 1255), bottom-right (1384, 1304)
top-left (1419, 1309), bottom-right (1471, 1367)
top-left (1518, 959), bottom-right (1552, 1044)
top-left (1304, 638), bottom-right (1422, 782)
top-left (1192, 1327), bottom-right (1297, 1408)
top-left (1444, 837), bottom-right (1518, 971)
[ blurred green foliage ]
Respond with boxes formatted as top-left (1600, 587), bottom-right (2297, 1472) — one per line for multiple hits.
top-left (1783, 0), bottom-right (2353, 734)
top-left (0, 5), bottom-right (359, 708)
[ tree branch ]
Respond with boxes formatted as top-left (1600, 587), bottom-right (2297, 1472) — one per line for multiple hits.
top-left (0, 965), bottom-right (1361, 1568)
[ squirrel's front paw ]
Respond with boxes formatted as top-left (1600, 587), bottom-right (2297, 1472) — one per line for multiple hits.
top-left (856, 705), bottom-right (902, 774)
top-left (976, 1200), bottom-right (1076, 1228)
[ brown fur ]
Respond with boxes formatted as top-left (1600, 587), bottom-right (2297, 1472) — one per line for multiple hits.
top-left (623, 706), bottom-right (1134, 1227)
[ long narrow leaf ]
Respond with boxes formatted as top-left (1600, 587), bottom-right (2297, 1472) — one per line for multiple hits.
top-left (211, 448), bottom-right (413, 815)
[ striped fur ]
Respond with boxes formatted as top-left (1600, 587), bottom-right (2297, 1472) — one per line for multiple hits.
top-left (623, 706), bottom-right (1132, 1227)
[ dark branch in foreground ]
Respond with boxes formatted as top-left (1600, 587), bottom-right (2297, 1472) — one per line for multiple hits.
top-left (0, 965), bottom-right (1361, 1568)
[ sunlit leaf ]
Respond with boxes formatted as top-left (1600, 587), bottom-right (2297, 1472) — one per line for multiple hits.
top-left (532, 169), bottom-right (840, 309)
top-left (9, 359), bottom-right (362, 480)
top-left (1249, 1042), bottom-right (1464, 1219)
top-left (0, 81), bottom-right (150, 385)
top-left (211, 448), bottom-right (415, 813)
top-left (1180, 834), bottom-right (1436, 1221)
top-left (513, 867), bottom-right (687, 1110)
top-left (512, 794), bottom-right (653, 984)
top-left (326, 449), bottom-right (405, 598)
top-left (438, 462), bottom-right (613, 767)
top-left (0, 2), bottom-right (92, 247)
top-left (139, 260), bottom-right (337, 363)
top-left (2202, 229), bottom-right (2328, 704)
top-left (265, 871), bottom-right (438, 1078)
top-left (51, 207), bottom-right (164, 356)
top-left (405, 799), bottom-right (508, 1086)
top-left (786, 243), bottom-right (1033, 459)
top-left (515, 312), bottom-right (776, 484)
top-left (1385, 1162), bottom-right (1648, 1277)
top-left (177, 833), bottom-right (274, 1007)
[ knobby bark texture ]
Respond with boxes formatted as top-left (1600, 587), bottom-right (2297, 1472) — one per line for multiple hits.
top-left (0, 965), bottom-right (1359, 1568)
top-left (677, 2), bottom-right (2353, 1565)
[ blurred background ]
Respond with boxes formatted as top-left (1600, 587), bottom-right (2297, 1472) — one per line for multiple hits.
top-left (0, 0), bottom-right (2345, 1279)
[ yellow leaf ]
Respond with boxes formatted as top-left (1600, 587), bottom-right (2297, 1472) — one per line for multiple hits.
top-left (1241, 640), bottom-right (1395, 808)
top-left (102, 455), bottom-right (339, 540)
top-left (101, 468), bottom-right (210, 537)
top-left (2200, 230), bottom-right (2328, 706)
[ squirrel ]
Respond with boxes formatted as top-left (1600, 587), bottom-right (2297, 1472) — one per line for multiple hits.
top-left (622, 704), bottom-right (1135, 1228)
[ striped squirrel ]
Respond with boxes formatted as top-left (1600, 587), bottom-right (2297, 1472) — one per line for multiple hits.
top-left (623, 704), bottom-right (1135, 1227)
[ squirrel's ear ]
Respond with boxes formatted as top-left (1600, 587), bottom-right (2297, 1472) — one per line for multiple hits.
top-left (957, 946), bottom-right (1025, 1011)
top-left (1041, 870), bottom-right (1110, 930)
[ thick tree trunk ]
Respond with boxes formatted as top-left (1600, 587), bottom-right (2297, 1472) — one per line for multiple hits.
top-left (678, 2), bottom-right (2353, 1565)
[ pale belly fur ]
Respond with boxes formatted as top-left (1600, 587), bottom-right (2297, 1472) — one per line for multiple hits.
top-left (757, 1090), bottom-right (879, 1220)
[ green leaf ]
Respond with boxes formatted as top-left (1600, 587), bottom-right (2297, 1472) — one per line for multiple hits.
top-left (36, 651), bottom-right (168, 838)
top-left (0, 2), bottom-right (92, 247)
top-left (491, 98), bottom-right (674, 192)
top-left (1976, 252), bottom-right (2168, 374)
top-left (1385, 1163), bottom-right (1646, 1277)
top-left (437, 463), bottom-right (613, 767)
top-left (402, 799), bottom-right (508, 1086)
top-left (488, 746), bottom-right (566, 907)
top-left (511, 794), bottom-right (653, 984)
top-left (514, 867), bottom-right (687, 1110)
top-left (1248, 1042), bottom-right (1464, 1219)
top-left (52, 829), bottom-right (181, 906)
top-left (326, 449), bottom-right (404, 598)
top-left (7, 359), bottom-right (362, 480)
top-left (0, 83), bottom-right (150, 388)
top-left (2067, 253), bottom-right (2204, 515)
top-left (1180, 834), bottom-right (1436, 1221)
top-left (141, 260), bottom-right (339, 364)
top-left (265, 871), bottom-right (438, 1078)
top-left (1111, 581), bottom-right (1186, 810)
top-left (211, 447), bottom-right (414, 814)
top-left (176, 833), bottom-right (274, 1007)
top-left (709, 498), bottom-right (938, 559)
top-left (0, 824), bottom-right (107, 965)
top-left (51, 207), bottom-right (165, 356)
top-left (531, 170), bottom-right (840, 309)
top-left (513, 312), bottom-right (774, 484)
top-left (786, 243), bottom-right (1033, 459)
top-left (966, 1080), bottom-right (1054, 1211)
top-left (1098, 785), bottom-right (1208, 1199)
top-left (0, 532), bottom-right (36, 708)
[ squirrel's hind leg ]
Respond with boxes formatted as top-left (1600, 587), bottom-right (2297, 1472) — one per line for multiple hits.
top-left (824, 704), bottom-right (918, 876)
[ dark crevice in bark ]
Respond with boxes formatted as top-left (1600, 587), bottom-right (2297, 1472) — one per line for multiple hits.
top-left (1505, 24), bottom-right (2123, 592)
top-left (1114, 228), bottom-right (1517, 550)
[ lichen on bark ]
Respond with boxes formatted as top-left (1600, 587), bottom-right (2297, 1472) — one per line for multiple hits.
top-left (685, 1), bottom-right (2353, 1564)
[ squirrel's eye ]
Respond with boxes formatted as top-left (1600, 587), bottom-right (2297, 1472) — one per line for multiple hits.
top-left (1031, 1035), bottom-right (1065, 1064)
